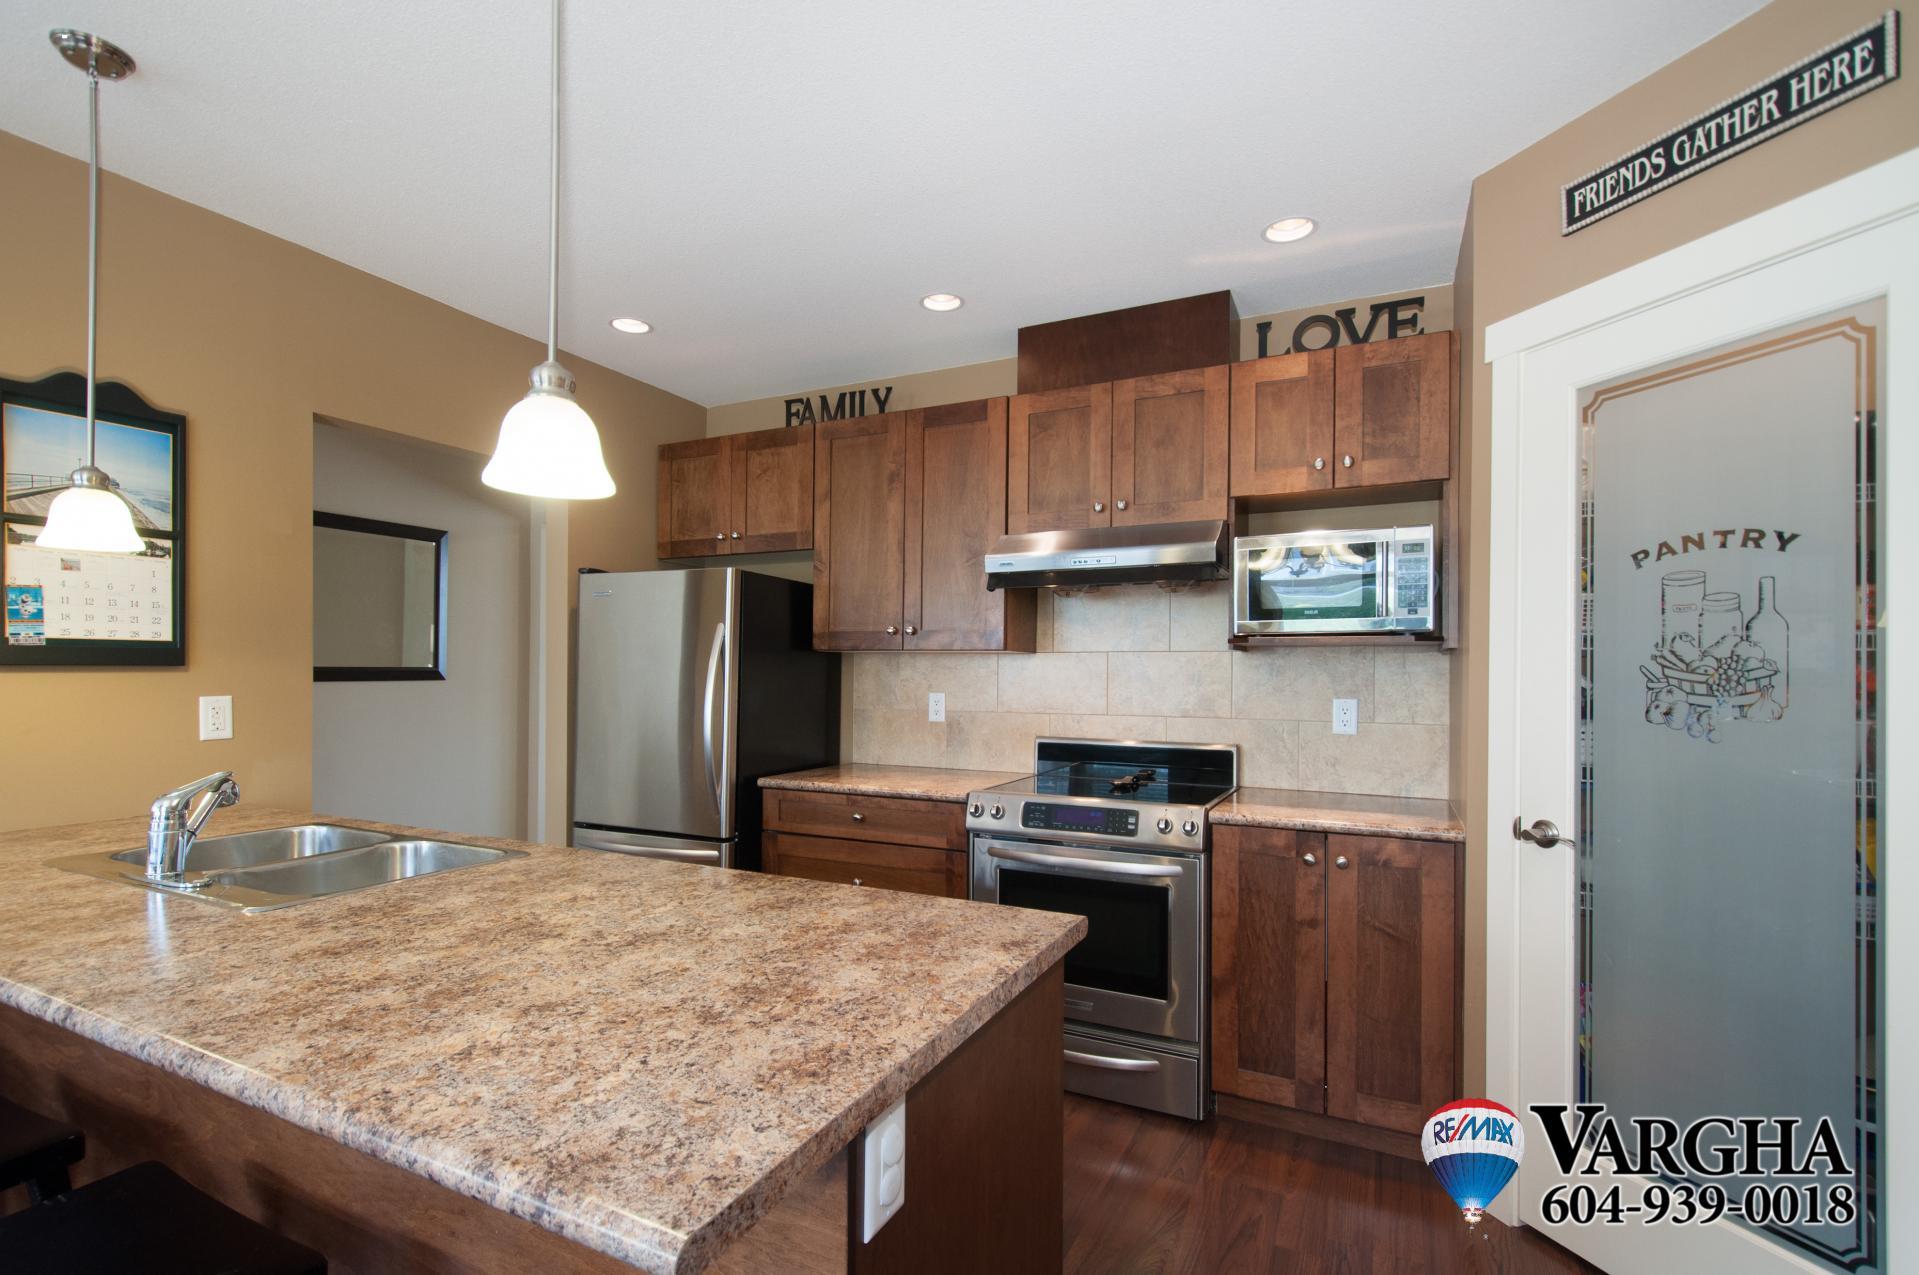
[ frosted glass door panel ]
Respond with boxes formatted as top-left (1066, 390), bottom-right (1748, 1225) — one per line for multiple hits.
top-left (1577, 305), bottom-right (1882, 1273)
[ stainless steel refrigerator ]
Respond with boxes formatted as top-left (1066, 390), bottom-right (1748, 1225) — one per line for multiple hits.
top-left (572, 568), bottom-right (838, 868)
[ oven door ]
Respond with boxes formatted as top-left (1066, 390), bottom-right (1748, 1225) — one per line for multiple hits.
top-left (971, 834), bottom-right (1204, 1043)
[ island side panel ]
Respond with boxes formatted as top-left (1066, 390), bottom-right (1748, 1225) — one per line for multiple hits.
top-left (850, 963), bottom-right (1064, 1275)
top-left (0, 1003), bottom-right (635, 1275)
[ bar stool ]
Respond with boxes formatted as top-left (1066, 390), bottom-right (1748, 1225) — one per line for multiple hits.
top-left (0, 1095), bottom-right (84, 1205)
top-left (0, 1161), bottom-right (326, 1274)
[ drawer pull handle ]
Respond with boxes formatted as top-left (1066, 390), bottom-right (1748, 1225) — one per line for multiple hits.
top-left (852, 878), bottom-right (863, 886)
top-left (851, 812), bottom-right (865, 822)
top-left (1064, 1049), bottom-right (1160, 1074)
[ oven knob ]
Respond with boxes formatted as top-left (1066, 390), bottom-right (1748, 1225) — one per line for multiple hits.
top-left (989, 804), bottom-right (1005, 820)
top-left (1181, 819), bottom-right (1199, 837)
top-left (968, 801), bottom-right (983, 817)
top-left (1156, 817), bottom-right (1172, 834)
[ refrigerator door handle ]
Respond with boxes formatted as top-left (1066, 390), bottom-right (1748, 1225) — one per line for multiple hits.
top-left (702, 621), bottom-right (727, 821)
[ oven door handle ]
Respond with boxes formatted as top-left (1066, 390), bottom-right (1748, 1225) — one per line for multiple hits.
top-left (1064, 1048), bottom-right (1162, 1074)
top-left (986, 845), bottom-right (1184, 879)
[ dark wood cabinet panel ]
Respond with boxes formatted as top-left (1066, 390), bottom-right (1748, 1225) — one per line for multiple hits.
top-left (905, 398), bottom-right (1036, 651)
top-left (763, 788), bottom-right (964, 849)
top-left (1229, 350), bottom-right (1336, 497)
top-left (657, 436), bottom-right (734, 557)
top-left (732, 424), bottom-right (814, 553)
top-left (1212, 825), bottom-right (1326, 1111)
top-left (1110, 366), bottom-right (1229, 525)
top-left (814, 414), bottom-right (907, 650)
top-left (1323, 834), bottom-right (1458, 1134)
top-left (1332, 331), bottom-right (1452, 487)
top-left (763, 831), bottom-right (966, 898)
top-left (1007, 383), bottom-right (1112, 534)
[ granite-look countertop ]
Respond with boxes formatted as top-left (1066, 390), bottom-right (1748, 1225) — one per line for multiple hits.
top-left (0, 808), bottom-right (1083, 1273)
top-left (760, 764), bottom-right (1022, 803)
top-left (1215, 788), bottom-right (1463, 842)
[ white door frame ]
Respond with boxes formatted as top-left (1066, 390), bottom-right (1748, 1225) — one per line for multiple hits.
top-left (1483, 145), bottom-right (1919, 1261)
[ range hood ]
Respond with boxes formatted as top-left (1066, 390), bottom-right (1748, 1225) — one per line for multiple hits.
top-left (984, 520), bottom-right (1229, 590)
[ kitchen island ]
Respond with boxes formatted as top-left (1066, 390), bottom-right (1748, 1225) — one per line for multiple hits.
top-left (0, 808), bottom-right (1082, 1274)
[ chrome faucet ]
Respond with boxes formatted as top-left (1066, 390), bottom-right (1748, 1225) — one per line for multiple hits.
top-left (146, 772), bottom-right (240, 886)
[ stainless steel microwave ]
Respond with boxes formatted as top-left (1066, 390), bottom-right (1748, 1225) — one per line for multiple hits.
top-left (1232, 526), bottom-right (1436, 636)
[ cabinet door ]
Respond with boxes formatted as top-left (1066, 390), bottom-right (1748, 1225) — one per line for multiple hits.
top-left (1332, 331), bottom-right (1452, 487)
top-left (656, 436), bottom-right (733, 557)
top-left (731, 424), bottom-right (814, 552)
top-left (1323, 834), bottom-right (1457, 1134)
top-left (814, 414), bottom-right (906, 650)
top-left (1211, 826), bottom-right (1326, 1112)
top-left (1007, 383), bottom-right (1112, 533)
top-left (905, 399), bottom-right (1036, 651)
top-left (762, 832), bottom-right (965, 898)
top-left (1229, 350), bottom-right (1335, 496)
top-left (1110, 366), bottom-right (1229, 524)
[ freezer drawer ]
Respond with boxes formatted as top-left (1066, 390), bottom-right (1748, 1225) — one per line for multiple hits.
top-left (1062, 1026), bottom-right (1205, 1120)
top-left (573, 826), bottom-right (732, 867)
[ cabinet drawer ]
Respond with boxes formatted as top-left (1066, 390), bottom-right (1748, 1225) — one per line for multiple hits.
top-left (763, 789), bottom-right (964, 849)
top-left (762, 832), bottom-right (965, 898)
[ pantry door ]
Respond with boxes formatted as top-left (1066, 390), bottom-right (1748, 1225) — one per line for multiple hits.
top-left (1486, 152), bottom-right (1916, 1275)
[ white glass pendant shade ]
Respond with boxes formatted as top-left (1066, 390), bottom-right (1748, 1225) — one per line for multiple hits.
top-left (36, 469), bottom-right (145, 553)
top-left (482, 368), bottom-right (615, 500)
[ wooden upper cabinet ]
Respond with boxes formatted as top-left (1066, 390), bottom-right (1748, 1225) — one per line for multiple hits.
top-left (1332, 331), bottom-right (1452, 486)
top-left (1212, 826), bottom-right (1327, 1112)
top-left (814, 414), bottom-right (906, 650)
top-left (1229, 349), bottom-right (1336, 497)
top-left (1007, 383), bottom-right (1112, 533)
top-left (1323, 833), bottom-right (1458, 1134)
top-left (657, 436), bottom-right (734, 557)
top-left (1110, 366), bottom-right (1229, 524)
top-left (731, 424), bottom-right (813, 553)
top-left (904, 399), bottom-right (1036, 652)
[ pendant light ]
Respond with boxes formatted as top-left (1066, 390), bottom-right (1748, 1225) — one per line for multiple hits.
top-left (481, 0), bottom-right (615, 500)
top-left (36, 30), bottom-right (145, 554)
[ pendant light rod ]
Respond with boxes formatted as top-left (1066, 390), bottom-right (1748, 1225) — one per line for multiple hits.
top-left (546, 0), bottom-right (561, 365)
top-left (84, 59), bottom-right (100, 467)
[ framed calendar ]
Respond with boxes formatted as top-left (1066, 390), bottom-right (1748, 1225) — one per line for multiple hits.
top-left (2, 372), bottom-right (186, 667)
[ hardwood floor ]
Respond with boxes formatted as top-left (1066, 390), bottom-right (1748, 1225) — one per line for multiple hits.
top-left (1062, 1095), bottom-right (1598, 1275)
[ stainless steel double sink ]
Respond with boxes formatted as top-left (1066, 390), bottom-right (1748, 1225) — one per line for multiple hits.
top-left (49, 823), bottom-right (525, 913)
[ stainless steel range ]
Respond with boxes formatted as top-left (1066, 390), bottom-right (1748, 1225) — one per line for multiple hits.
top-left (966, 738), bottom-right (1235, 1120)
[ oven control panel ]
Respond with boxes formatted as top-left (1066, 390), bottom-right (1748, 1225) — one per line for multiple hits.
top-left (1019, 802), bottom-right (1139, 837)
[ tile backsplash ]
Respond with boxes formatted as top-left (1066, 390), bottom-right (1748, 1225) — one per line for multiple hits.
top-left (838, 582), bottom-right (1451, 798)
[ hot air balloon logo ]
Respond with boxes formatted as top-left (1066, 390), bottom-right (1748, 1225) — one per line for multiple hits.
top-left (1422, 1099), bottom-right (1525, 1226)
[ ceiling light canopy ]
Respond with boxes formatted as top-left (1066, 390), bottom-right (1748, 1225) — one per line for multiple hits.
top-left (482, 0), bottom-right (614, 502)
top-left (1262, 217), bottom-right (1316, 243)
top-left (609, 317), bottom-right (651, 334)
top-left (920, 293), bottom-right (964, 312)
top-left (36, 30), bottom-right (145, 555)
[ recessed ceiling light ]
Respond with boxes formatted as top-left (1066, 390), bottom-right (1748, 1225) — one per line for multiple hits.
top-left (920, 293), bottom-right (964, 312)
top-left (609, 317), bottom-right (652, 334)
top-left (1262, 217), bottom-right (1316, 243)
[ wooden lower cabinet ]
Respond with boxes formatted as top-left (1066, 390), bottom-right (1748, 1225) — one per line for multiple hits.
top-left (762, 790), bottom-right (969, 899)
top-left (763, 831), bottom-right (965, 898)
top-left (1211, 826), bottom-right (1459, 1136)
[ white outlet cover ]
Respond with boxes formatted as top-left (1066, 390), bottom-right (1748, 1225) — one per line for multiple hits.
top-left (199, 695), bottom-right (234, 741)
top-left (860, 1098), bottom-right (906, 1242)
top-left (1332, 698), bottom-right (1358, 736)
top-left (928, 691), bottom-right (945, 723)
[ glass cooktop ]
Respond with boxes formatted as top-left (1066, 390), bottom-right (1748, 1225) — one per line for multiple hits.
top-left (988, 760), bottom-right (1234, 808)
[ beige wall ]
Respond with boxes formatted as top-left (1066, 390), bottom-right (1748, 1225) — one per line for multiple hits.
top-left (0, 130), bottom-right (705, 832)
top-left (1452, 0), bottom-right (1919, 1092)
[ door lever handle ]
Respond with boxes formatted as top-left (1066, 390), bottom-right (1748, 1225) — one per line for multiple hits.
top-left (1513, 817), bottom-right (1575, 849)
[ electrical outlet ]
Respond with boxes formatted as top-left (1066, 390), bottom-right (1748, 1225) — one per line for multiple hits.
top-left (1332, 698), bottom-right (1358, 736)
top-left (928, 691), bottom-right (946, 723)
top-left (199, 695), bottom-right (233, 741)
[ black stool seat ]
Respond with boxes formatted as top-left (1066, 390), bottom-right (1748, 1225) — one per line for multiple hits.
top-left (0, 1096), bottom-right (83, 1204)
top-left (0, 1160), bottom-right (325, 1274)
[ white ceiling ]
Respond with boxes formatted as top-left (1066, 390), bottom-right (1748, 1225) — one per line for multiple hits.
top-left (1, 1), bottom-right (1766, 406)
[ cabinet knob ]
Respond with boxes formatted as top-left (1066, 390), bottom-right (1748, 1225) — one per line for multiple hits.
top-left (730, 530), bottom-right (741, 539)
top-left (1115, 499), bottom-right (1128, 511)
top-left (885, 625), bottom-right (900, 636)
top-left (904, 624), bottom-right (918, 635)
top-left (1313, 457), bottom-right (1325, 471)
top-left (1302, 852), bottom-right (1318, 866)
top-left (715, 533), bottom-right (727, 540)
top-left (851, 811), bottom-right (865, 822)
top-left (853, 877), bottom-right (864, 887)
top-left (1334, 854), bottom-right (1350, 869)
top-left (1342, 454), bottom-right (1354, 468)
top-left (1093, 501), bottom-right (1105, 513)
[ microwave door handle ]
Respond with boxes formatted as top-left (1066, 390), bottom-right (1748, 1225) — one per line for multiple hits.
top-left (985, 845), bottom-right (1183, 879)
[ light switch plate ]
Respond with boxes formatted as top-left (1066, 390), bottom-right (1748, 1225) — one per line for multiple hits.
top-left (1332, 698), bottom-right (1358, 736)
top-left (927, 691), bottom-right (945, 723)
top-left (860, 1098), bottom-right (906, 1243)
top-left (199, 695), bottom-right (233, 741)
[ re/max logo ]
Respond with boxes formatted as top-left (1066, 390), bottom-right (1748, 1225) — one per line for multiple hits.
top-left (1433, 1113), bottom-right (1518, 1145)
